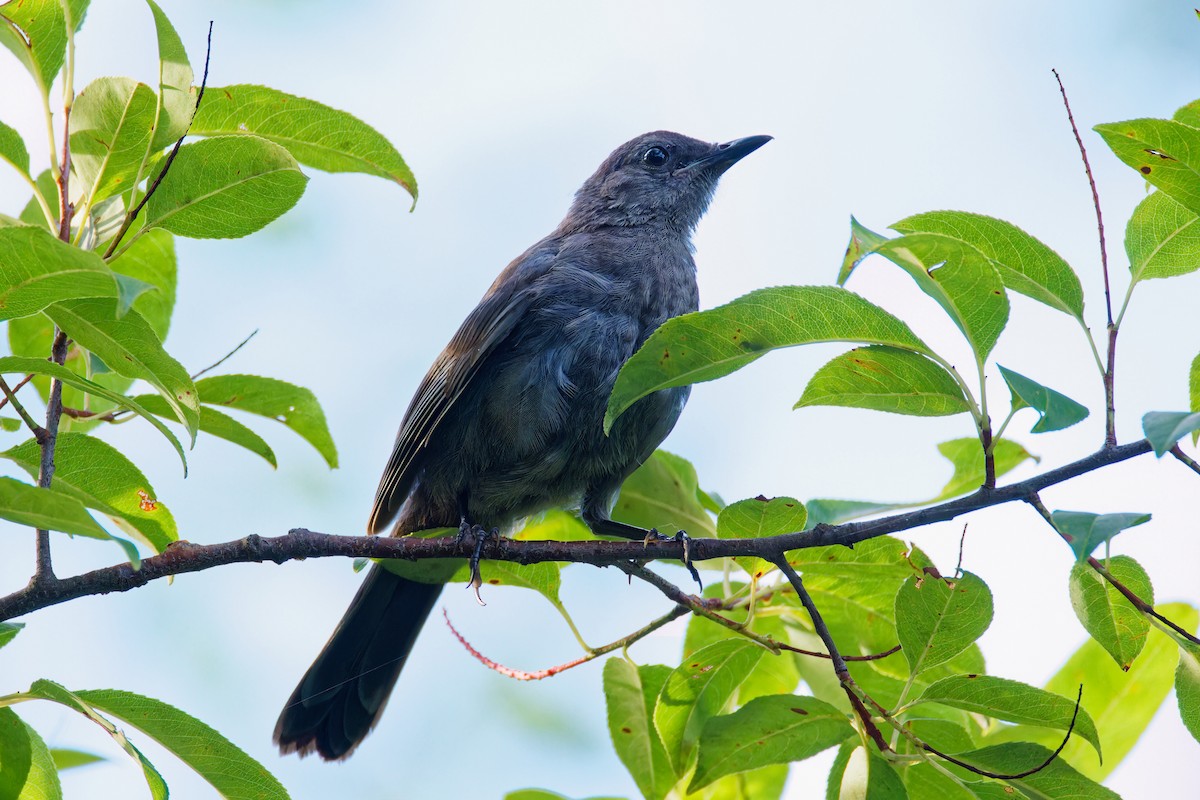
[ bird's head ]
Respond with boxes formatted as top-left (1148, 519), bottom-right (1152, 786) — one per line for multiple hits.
top-left (562, 131), bottom-right (771, 234)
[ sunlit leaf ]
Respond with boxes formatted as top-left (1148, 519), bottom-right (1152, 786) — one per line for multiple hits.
top-left (0, 118), bottom-right (30, 175)
top-left (0, 0), bottom-right (67, 92)
top-left (933, 438), bottom-right (1036, 501)
top-left (70, 77), bottom-right (158, 206)
top-left (611, 450), bottom-right (714, 538)
top-left (195, 373), bottom-right (336, 467)
top-left (145, 0), bottom-right (194, 150)
top-left (896, 571), bottom-right (993, 676)
top-left (796, 346), bottom-right (969, 417)
top-left (953, 742), bottom-right (1118, 799)
top-left (603, 659), bottom-right (675, 800)
top-left (1069, 556), bottom-right (1152, 670)
top-left (1094, 118), bottom-right (1200, 215)
top-left (1178, 641), bottom-right (1200, 744)
top-left (1125, 191), bottom-right (1200, 284)
top-left (0, 226), bottom-right (121, 320)
top-left (717, 495), bottom-right (806, 578)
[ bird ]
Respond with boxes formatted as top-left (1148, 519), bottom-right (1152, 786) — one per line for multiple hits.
top-left (274, 130), bottom-right (771, 760)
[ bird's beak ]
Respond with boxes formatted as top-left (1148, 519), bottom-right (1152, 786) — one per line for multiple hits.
top-left (684, 135), bottom-right (773, 174)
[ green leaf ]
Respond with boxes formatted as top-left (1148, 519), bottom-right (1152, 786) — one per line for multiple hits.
top-left (3, 433), bottom-right (177, 553)
top-left (692, 764), bottom-right (787, 800)
top-left (0, 355), bottom-right (186, 470)
top-left (0, 476), bottom-right (111, 539)
top-left (0, 708), bottom-right (62, 800)
top-left (915, 675), bottom-right (1101, 759)
top-left (502, 792), bottom-right (625, 800)
top-left (653, 639), bottom-right (765, 775)
top-left (134, 393), bottom-right (276, 467)
top-left (611, 449), bottom-right (714, 538)
top-left (0, 621), bottom-right (22, 649)
top-left (0, 226), bottom-right (123, 320)
top-left (717, 496), bottom-right (807, 579)
top-left (1177, 642), bottom-right (1200, 744)
top-left (892, 210), bottom-right (1084, 320)
top-left (0, 0), bottom-right (67, 93)
top-left (145, 0), bottom-right (194, 151)
top-left (194, 373), bottom-right (337, 467)
top-left (1095, 118), bottom-right (1200, 214)
top-left (1142, 410), bottom-right (1200, 457)
top-left (803, 498), bottom-right (906, 527)
top-left (190, 84), bottom-right (417, 201)
top-left (796, 345), bottom-right (969, 417)
top-left (22, 680), bottom-right (167, 800)
top-left (900, 762), bottom-right (981, 800)
top-left (896, 571), bottom-right (993, 676)
top-left (933, 438), bottom-right (1036, 501)
top-left (76, 688), bottom-right (289, 800)
top-left (109, 228), bottom-right (177, 339)
top-left (1125, 191), bottom-right (1200, 284)
top-left (606, 285), bottom-right (932, 432)
top-left (63, 0), bottom-right (88, 32)
top-left (0, 118), bottom-right (30, 175)
top-left (839, 216), bottom-right (892, 283)
top-left (954, 742), bottom-right (1119, 799)
top-left (842, 227), bottom-right (1010, 362)
top-left (143, 135), bottom-right (308, 239)
top-left (1191, 354), bottom-right (1200, 445)
top-left (43, 299), bottom-right (200, 439)
top-left (688, 694), bottom-right (852, 791)
top-left (989, 602), bottom-right (1196, 780)
top-left (1069, 556), bottom-right (1152, 669)
top-left (447, 559), bottom-right (562, 604)
top-left (70, 77), bottom-right (158, 206)
top-left (1052, 511), bottom-right (1151, 561)
top-left (603, 659), bottom-right (675, 800)
top-left (49, 748), bottom-right (103, 771)
top-left (1174, 98), bottom-right (1200, 127)
top-left (997, 365), bottom-right (1089, 433)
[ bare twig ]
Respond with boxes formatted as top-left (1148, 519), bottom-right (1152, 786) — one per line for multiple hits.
top-left (443, 604), bottom-right (687, 680)
top-left (0, 373), bottom-right (35, 412)
top-left (191, 330), bottom-right (258, 380)
top-left (34, 331), bottom-right (71, 583)
top-left (103, 22), bottom-right (214, 260)
top-left (0, 377), bottom-right (44, 436)
top-left (1169, 444), bottom-right (1200, 476)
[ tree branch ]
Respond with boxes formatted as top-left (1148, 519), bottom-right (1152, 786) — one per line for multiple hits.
top-left (0, 439), bottom-right (1154, 622)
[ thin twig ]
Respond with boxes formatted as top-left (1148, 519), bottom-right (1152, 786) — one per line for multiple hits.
top-left (1169, 444), bottom-right (1200, 476)
top-left (955, 523), bottom-right (968, 577)
top-left (443, 604), bottom-right (687, 680)
top-left (103, 21), bottom-right (213, 260)
top-left (0, 377), bottom-right (44, 436)
top-left (191, 329), bottom-right (258, 380)
top-left (0, 373), bottom-right (35, 413)
top-left (34, 331), bottom-right (71, 583)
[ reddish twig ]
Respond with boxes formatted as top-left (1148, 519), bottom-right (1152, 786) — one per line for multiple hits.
top-left (0, 373), bottom-right (35, 413)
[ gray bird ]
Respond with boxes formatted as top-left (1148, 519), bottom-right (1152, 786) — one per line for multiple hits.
top-left (274, 130), bottom-right (771, 760)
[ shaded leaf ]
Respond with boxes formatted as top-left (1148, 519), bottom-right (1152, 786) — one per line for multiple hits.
top-left (0, 476), bottom-right (111, 539)
top-left (896, 571), bottom-right (993, 676)
top-left (1095, 118), bottom-right (1200, 214)
top-left (1052, 511), bottom-right (1151, 561)
top-left (0, 226), bottom-right (121, 320)
top-left (1069, 556), bottom-right (1151, 669)
top-left (43, 299), bottom-right (199, 439)
top-left (145, 0), bottom-right (194, 150)
top-left (606, 286), bottom-right (932, 432)
top-left (133, 393), bottom-right (276, 467)
top-left (70, 77), bottom-right (158, 205)
top-left (653, 639), bottom-right (765, 775)
top-left (688, 694), bottom-right (852, 791)
top-left (109, 228), bottom-right (176, 339)
top-left (1125, 191), bottom-right (1200, 284)
top-left (603, 660), bottom-right (675, 800)
top-left (195, 373), bottom-right (336, 467)
top-left (144, 135), bottom-right (307, 239)
top-left (3, 433), bottom-right (177, 552)
top-left (1143, 410), bottom-right (1200, 457)
top-left (796, 345), bottom-right (969, 416)
top-left (191, 84), bottom-right (417, 200)
top-left (915, 675), bottom-right (1100, 758)
top-left (0, 708), bottom-right (33, 800)
top-left (997, 365), bottom-right (1089, 433)
top-left (803, 498), bottom-right (907, 527)
top-left (893, 210), bottom-right (1083, 319)
top-left (611, 450), bottom-right (713, 538)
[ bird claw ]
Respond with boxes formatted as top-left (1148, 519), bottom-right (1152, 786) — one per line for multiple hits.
top-left (458, 521), bottom-right (499, 606)
top-left (642, 528), bottom-right (702, 590)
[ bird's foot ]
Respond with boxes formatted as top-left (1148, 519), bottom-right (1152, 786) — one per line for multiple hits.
top-left (643, 528), bottom-right (702, 589)
top-left (458, 521), bottom-right (499, 606)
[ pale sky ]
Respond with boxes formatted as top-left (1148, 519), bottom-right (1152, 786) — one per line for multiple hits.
top-left (1, 1), bottom-right (1198, 798)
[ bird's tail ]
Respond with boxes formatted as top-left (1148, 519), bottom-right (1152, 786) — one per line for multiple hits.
top-left (274, 566), bottom-right (442, 760)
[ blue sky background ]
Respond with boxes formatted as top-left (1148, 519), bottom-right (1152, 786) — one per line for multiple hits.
top-left (2, 1), bottom-right (1199, 797)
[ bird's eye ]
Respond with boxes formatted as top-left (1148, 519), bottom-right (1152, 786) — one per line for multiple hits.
top-left (642, 146), bottom-right (668, 168)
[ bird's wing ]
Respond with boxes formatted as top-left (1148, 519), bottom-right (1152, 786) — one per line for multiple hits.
top-left (367, 252), bottom-right (550, 534)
